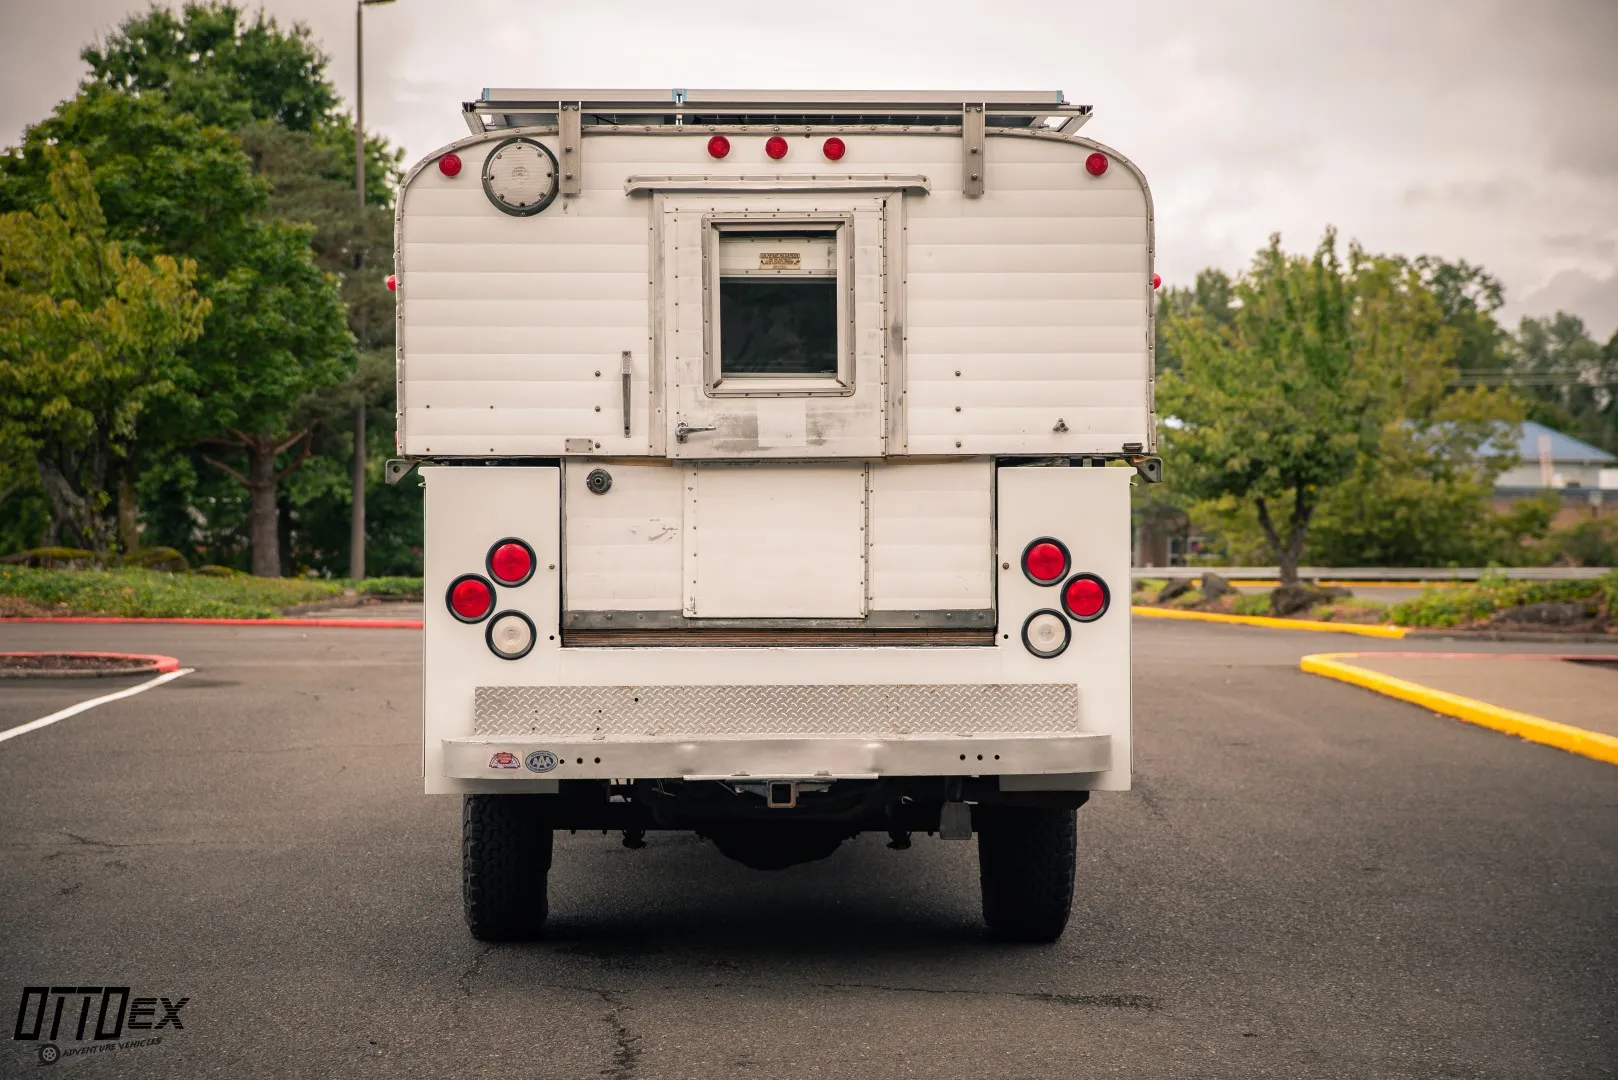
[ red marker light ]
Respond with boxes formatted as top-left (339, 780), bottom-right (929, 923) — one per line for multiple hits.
top-left (1085, 152), bottom-right (1109, 176)
top-left (487, 539), bottom-right (535, 586)
top-left (1152, 273), bottom-right (1162, 290)
top-left (823, 137), bottom-right (846, 161)
top-left (447, 575), bottom-right (494, 622)
top-left (707, 135), bottom-right (731, 158)
top-left (765, 135), bottom-right (789, 160)
top-left (1021, 538), bottom-right (1070, 586)
top-left (385, 274), bottom-right (397, 292)
top-left (438, 152), bottom-right (462, 177)
top-left (1062, 574), bottom-right (1110, 621)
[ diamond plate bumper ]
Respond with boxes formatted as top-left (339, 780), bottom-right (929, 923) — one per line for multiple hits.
top-left (443, 731), bottom-right (1112, 781)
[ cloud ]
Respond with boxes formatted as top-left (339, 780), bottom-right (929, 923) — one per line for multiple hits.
top-left (1514, 269), bottom-right (1618, 341)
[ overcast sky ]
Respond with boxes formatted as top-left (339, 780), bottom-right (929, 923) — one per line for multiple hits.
top-left (4, 0), bottom-right (1615, 339)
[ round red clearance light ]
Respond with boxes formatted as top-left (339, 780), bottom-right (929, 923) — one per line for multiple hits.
top-left (823, 137), bottom-right (846, 161)
top-left (765, 135), bottom-right (789, 160)
top-left (1021, 609), bottom-right (1071, 659)
top-left (486, 538), bottom-right (536, 587)
top-left (1021, 537), bottom-right (1070, 586)
top-left (1062, 573), bottom-right (1110, 622)
top-left (707, 134), bottom-right (731, 159)
top-left (447, 574), bottom-right (494, 623)
top-left (438, 152), bottom-right (463, 177)
top-left (1152, 273), bottom-right (1162, 290)
top-left (1085, 152), bottom-right (1109, 176)
top-left (385, 274), bottom-right (397, 292)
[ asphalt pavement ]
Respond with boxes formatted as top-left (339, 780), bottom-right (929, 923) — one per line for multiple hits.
top-left (2, 619), bottom-right (1616, 1078)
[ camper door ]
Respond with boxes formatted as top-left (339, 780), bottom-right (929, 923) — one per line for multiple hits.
top-left (658, 196), bottom-right (890, 458)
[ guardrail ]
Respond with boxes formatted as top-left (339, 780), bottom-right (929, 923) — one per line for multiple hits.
top-left (1131, 567), bottom-right (1613, 582)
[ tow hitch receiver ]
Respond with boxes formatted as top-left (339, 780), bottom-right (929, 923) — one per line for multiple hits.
top-left (767, 782), bottom-right (798, 808)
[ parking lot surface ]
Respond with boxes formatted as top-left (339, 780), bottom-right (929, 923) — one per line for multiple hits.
top-left (2, 619), bottom-right (1615, 1078)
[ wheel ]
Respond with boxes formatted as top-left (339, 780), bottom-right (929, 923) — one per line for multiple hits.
top-left (462, 794), bottom-right (553, 941)
top-left (976, 805), bottom-right (1076, 942)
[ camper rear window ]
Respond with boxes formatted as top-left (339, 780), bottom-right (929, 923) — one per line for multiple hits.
top-left (714, 230), bottom-right (840, 380)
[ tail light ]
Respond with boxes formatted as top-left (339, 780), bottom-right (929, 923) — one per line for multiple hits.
top-left (1021, 609), bottom-right (1071, 658)
top-left (486, 538), bottom-right (535, 586)
top-left (765, 135), bottom-right (789, 159)
top-left (1062, 574), bottom-right (1110, 621)
top-left (438, 152), bottom-right (462, 177)
top-left (707, 135), bottom-right (731, 158)
top-left (447, 574), bottom-right (494, 623)
top-left (1021, 538), bottom-right (1070, 586)
top-left (487, 611), bottom-right (536, 660)
top-left (823, 137), bottom-right (846, 160)
top-left (1086, 152), bottom-right (1108, 176)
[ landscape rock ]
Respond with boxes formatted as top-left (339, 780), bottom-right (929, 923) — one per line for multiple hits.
top-left (1493, 601), bottom-right (1596, 626)
top-left (1200, 573), bottom-right (1232, 601)
top-left (1270, 581), bottom-right (1349, 617)
top-left (1156, 578), bottom-right (1195, 603)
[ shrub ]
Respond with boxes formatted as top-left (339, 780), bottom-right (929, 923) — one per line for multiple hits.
top-left (1389, 571), bottom-right (1614, 628)
top-left (355, 576), bottom-right (424, 597)
top-left (0, 567), bottom-right (343, 618)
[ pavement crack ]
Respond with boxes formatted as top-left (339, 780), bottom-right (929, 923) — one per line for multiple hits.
top-left (817, 983), bottom-right (1159, 1010)
top-left (456, 945), bottom-right (494, 996)
top-left (591, 989), bottom-right (642, 1080)
top-left (62, 831), bottom-right (128, 849)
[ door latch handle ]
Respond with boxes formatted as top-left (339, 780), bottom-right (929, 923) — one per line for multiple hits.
top-left (675, 421), bottom-right (716, 443)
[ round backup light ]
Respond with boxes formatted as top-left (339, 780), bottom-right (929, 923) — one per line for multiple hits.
top-left (1021, 537), bottom-right (1071, 586)
top-left (447, 574), bottom-right (494, 623)
top-left (486, 538), bottom-right (536, 587)
top-left (765, 135), bottom-right (789, 160)
top-left (385, 274), bottom-right (397, 292)
top-left (482, 137), bottom-right (560, 217)
top-left (486, 610), bottom-right (537, 660)
top-left (823, 136), bottom-right (846, 160)
top-left (1021, 609), bottom-right (1071, 659)
top-left (438, 152), bottom-right (463, 177)
top-left (1085, 152), bottom-right (1109, 176)
top-left (707, 134), bottom-right (731, 159)
top-left (1062, 573), bottom-right (1110, 622)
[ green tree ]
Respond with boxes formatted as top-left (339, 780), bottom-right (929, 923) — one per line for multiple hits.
top-left (0, 87), bottom-right (354, 574)
top-left (1158, 230), bottom-right (1454, 584)
top-left (1510, 313), bottom-right (1617, 456)
top-left (0, 151), bottom-right (207, 550)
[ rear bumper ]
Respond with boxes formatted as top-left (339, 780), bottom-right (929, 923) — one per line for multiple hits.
top-left (443, 731), bottom-right (1112, 781)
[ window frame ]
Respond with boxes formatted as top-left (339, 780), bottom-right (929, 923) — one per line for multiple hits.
top-left (701, 213), bottom-right (857, 398)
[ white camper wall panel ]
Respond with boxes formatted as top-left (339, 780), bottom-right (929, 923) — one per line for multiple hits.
top-left (398, 130), bottom-right (1151, 457)
top-left (398, 143), bottom-right (653, 456)
top-left (867, 460), bottom-right (992, 610)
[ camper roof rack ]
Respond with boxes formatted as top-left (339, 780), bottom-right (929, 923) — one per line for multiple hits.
top-left (463, 89), bottom-right (1091, 135)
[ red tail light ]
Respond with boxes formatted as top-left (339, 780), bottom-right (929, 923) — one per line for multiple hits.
top-left (447, 575), bottom-right (494, 622)
top-left (1021, 538), bottom-right (1070, 586)
top-left (1086, 152), bottom-right (1108, 176)
top-left (1062, 574), bottom-right (1110, 621)
top-left (823, 137), bottom-right (846, 160)
top-left (487, 538), bottom-right (535, 586)
top-left (438, 152), bottom-right (462, 177)
top-left (765, 135), bottom-right (789, 159)
top-left (707, 135), bottom-right (731, 158)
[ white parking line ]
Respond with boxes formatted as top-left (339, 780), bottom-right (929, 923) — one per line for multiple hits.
top-left (0, 668), bottom-right (194, 745)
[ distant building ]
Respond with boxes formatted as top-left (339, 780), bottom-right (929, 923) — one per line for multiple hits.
top-left (1493, 420), bottom-right (1617, 521)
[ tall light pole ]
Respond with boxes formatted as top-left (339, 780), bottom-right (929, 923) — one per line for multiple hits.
top-left (352, 0), bottom-right (394, 581)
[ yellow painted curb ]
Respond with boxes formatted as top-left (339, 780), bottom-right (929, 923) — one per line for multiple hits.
top-left (1300, 652), bottom-right (1618, 767)
top-left (1131, 605), bottom-right (1408, 639)
top-left (1226, 579), bottom-right (1427, 589)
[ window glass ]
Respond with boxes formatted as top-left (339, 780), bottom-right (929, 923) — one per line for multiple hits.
top-left (716, 230), bottom-right (839, 379)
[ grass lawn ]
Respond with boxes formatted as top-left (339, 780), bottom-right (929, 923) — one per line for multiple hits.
top-left (0, 568), bottom-right (423, 619)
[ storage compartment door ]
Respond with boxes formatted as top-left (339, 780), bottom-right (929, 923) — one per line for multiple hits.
top-left (686, 464), bottom-right (867, 617)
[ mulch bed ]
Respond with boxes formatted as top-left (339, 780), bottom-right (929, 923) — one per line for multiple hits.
top-left (0, 653), bottom-right (166, 679)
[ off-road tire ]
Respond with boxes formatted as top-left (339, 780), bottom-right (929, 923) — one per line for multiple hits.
top-left (976, 805), bottom-right (1076, 942)
top-left (462, 794), bottom-right (553, 941)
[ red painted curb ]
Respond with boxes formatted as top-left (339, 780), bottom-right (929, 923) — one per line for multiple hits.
top-left (0, 617), bottom-right (422, 629)
top-left (1, 650), bottom-right (181, 673)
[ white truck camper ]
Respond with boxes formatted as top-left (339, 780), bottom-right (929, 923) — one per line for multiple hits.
top-left (393, 89), bottom-right (1159, 943)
